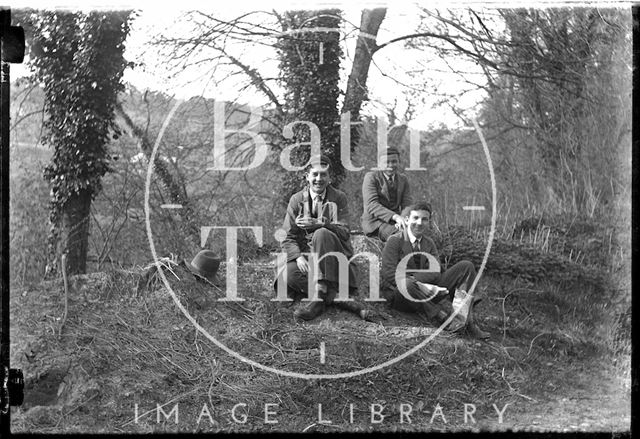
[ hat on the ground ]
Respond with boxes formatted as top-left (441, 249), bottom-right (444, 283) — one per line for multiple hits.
top-left (186, 250), bottom-right (221, 284)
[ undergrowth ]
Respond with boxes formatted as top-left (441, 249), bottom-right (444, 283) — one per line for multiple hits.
top-left (7, 210), bottom-right (630, 433)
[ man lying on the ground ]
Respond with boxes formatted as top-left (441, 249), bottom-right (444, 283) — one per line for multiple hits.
top-left (380, 202), bottom-right (490, 339)
top-left (274, 154), bottom-right (368, 321)
top-left (361, 147), bottom-right (413, 242)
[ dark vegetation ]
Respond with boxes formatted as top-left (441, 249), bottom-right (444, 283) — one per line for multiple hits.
top-left (25, 10), bottom-right (132, 275)
top-left (277, 10), bottom-right (344, 199)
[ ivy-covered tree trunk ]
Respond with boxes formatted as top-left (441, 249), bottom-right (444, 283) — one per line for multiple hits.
top-left (276, 10), bottom-right (343, 200)
top-left (60, 189), bottom-right (92, 274)
top-left (27, 10), bottom-right (131, 276)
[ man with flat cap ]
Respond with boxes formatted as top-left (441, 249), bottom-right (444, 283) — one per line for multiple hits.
top-left (275, 154), bottom-right (367, 321)
top-left (361, 147), bottom-right (413, 242)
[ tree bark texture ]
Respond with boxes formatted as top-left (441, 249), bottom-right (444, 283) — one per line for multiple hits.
top-left (341, 8), bottom-right (387, 119)
top-left (341, 8), bottom-right (387, 153)
top-left (60, 189), bottom-right (91, 275)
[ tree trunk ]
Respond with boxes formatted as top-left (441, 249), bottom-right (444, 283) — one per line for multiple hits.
top-left (342, 8), bottom-right (386, 118)
top-left (341, 8), bottom-right (387, 153)
top-left (60, 189), bottom-right (92, 275)
top-left (277, 10), bottom-right (343, 194)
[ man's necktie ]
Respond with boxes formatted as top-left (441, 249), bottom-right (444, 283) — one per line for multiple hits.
top-left (313, 195), bottom-right (323, 219)
top-left (388, 175), bottom-right (396, 190)
top-left (412, 240), bottom-right (422, 268)
top-left (388, 175), bottom-right (397, 207)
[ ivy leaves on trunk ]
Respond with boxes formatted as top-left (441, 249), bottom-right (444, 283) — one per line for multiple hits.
top-left (27, 10), bottom-right (131, 275)
top-left (276, 10), bottom-right (343, 200)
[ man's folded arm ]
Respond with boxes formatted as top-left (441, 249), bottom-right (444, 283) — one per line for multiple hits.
top-left (412, 272), bottom-right (441, 284)
top-left (426, 237), bottom-right (442, 272)
top-left (281, 198), bottom-right (302, 261)
top-left (381, 235), bottom-right (403, 288)
top-left (401, 176), bottom-right (412, 207)
top-left (324, 192), bottom-right (350, 241)
top-left (412, 237), bottom-right (442, 283)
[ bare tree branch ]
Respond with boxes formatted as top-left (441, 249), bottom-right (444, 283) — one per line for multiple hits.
top-left (114, 101), bottom-right (201, 249)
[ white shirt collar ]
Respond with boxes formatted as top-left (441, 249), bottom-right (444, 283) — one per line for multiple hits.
top-left (383, 172), bottom-right (395, 182)
top-left (407, 227), bottom-right (422, 245)
top-left (309, 188), bottom-right (327, 200)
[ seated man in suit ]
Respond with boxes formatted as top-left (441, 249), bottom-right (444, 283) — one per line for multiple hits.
top-left (381, 202), bottom-right (489, 339)
top-left (275, 154), bottom-right (366, 321)
top-left (361, 147), bottom-right (413, 241)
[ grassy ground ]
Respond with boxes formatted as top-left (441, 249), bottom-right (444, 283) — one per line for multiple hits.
top-left (9, 247), bottom-right (630, 433)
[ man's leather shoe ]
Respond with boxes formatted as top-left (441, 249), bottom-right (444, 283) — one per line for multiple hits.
top-left (433, 310), bottom-right (450, 326)
top-left (465, 321), bottom-right (490, 339)
top-left (294, 301), bottom-right (325, 321)
top-left (316, 281), bottom-right (334, 304)
top-left (359, 309), bottom-right (385, 323)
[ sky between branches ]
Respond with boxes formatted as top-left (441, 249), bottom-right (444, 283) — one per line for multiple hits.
top-left (121, 3), bottom-right (488, 130)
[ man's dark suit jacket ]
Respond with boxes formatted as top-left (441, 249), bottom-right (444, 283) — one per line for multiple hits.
top-left (381, 229), bottom-right (440, 295)
top-left (361, 170), bottom-right (412, 235)
top-left (280, 185), bottom-right (353, 263)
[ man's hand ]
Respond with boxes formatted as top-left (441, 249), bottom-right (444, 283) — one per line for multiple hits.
top-left (296, 215), bottom-right (325, 231)
top-left (392, 214), bottom-right (407, 231)
top-left (296, 255), bottom-right (309, 273)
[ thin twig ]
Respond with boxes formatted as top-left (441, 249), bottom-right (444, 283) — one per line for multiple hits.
top-left (526, 332), bottom-right (549, 357)
top-left (59, 254), bottom-right (69, 337)
top-left (119, 388), bottom-right (201, 428)
top-left (500, 290), bottom-right (514, 343)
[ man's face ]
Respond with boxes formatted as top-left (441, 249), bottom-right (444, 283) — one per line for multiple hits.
top-left (383, 154), bottom-right (400, 177)
top-left (306, 164), bottom-right (331, 193)
top-left (405, 209), bottom-right (431, 238)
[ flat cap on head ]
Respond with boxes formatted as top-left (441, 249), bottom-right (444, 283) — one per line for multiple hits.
top-left (307, 153), bottom-right (332, 169)
top-left (378, 147), bottom-right (401, 159)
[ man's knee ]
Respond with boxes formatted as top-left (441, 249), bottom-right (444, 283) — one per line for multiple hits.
top-left (311, 228), bottom-right (337, 244)
top-left (377, 223), bottom-right (397, 242)
top-left (443, 260), bottom-right (477, 299)
top-left (283, 263), bottom-right (307, 294)
top-left (451, 260), bottom-right (476, 274)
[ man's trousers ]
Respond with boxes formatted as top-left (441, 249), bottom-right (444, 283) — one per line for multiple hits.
top-left (368, 222), bottom-right (398, 242)
top-left (385, 260), bottom-right (477, 319)
top-left (277, 228), bottom-right (358, 298)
